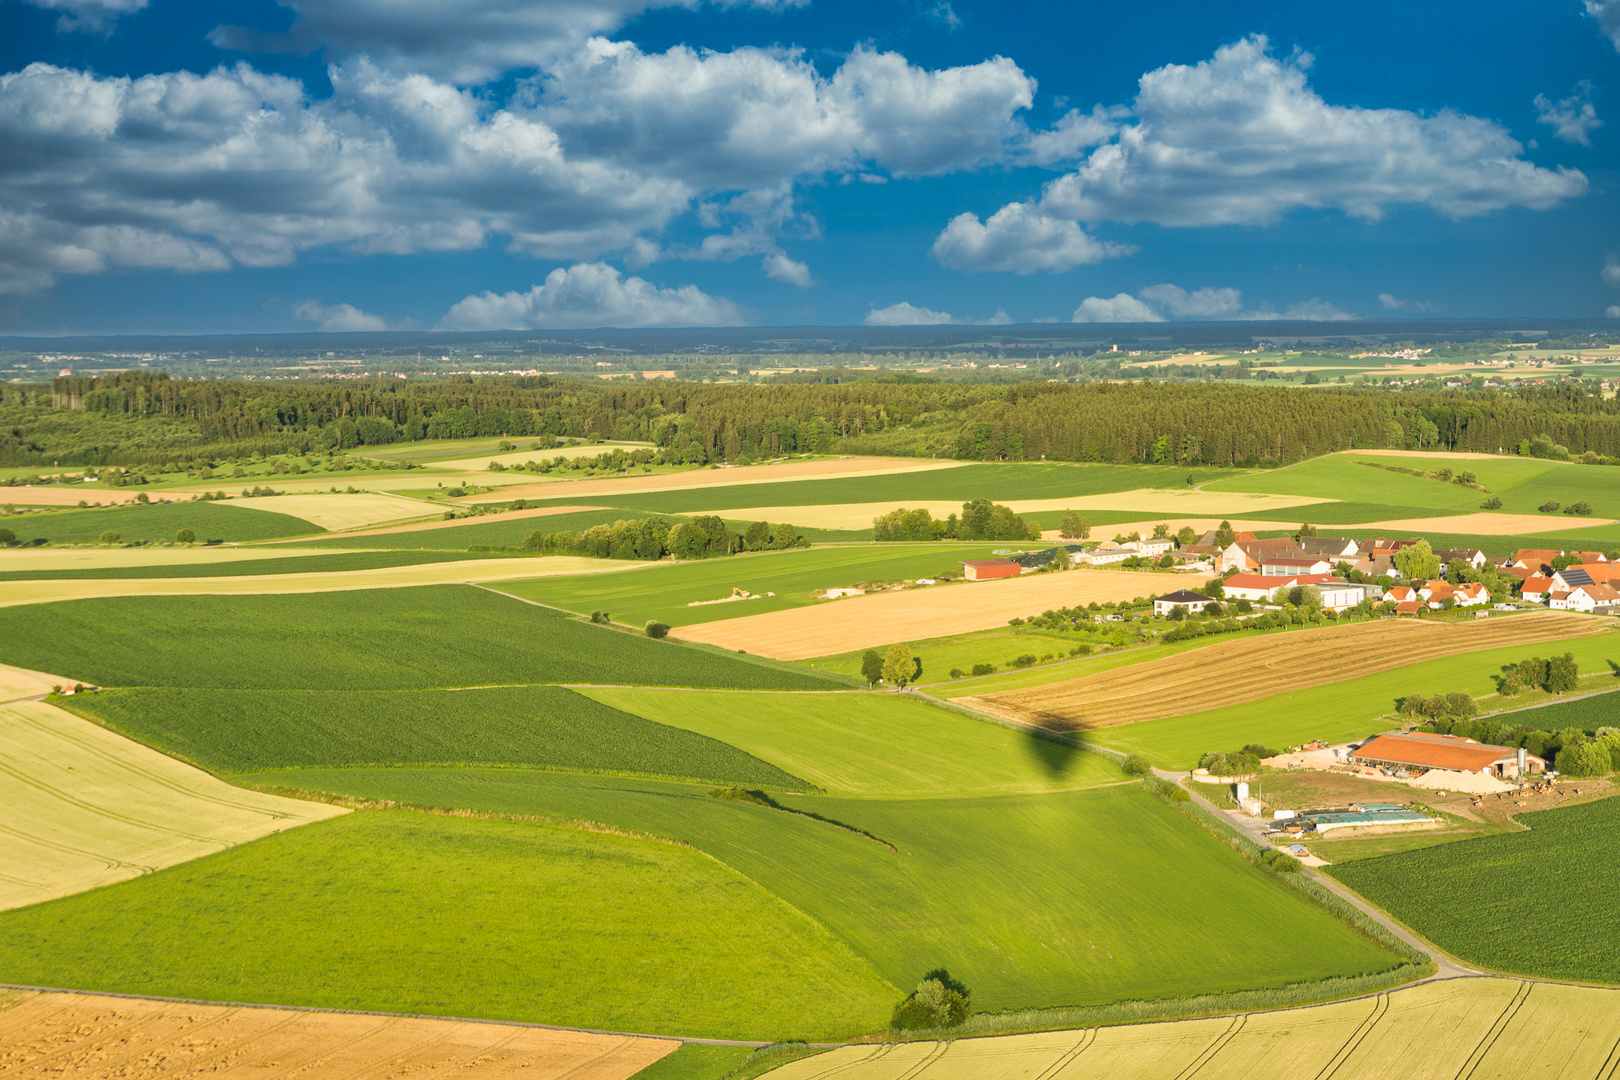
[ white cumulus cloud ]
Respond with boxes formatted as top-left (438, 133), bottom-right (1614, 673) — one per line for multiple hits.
top-left (1378, 292), bottom-right (1437, 313)
top-left (23, 0), bottom-right (146, 33)
top-left (1536, 83), bottom-right (1602, 146)
top-left (1587, 0), bottom-right (1620, 51)
top-left (931, 201), bottom-right (1133, 273)
top-left (938, 36), bottom-right (1586, 271)
top-left (761, 252), bottom-right (813, 286)
top-left (1605, 255), bottom-right (1620, 288)
top-left (1138, 284), bottom-right (1243, 318)
top-left (1071, 294), bottom-right (1164, 323)
top-left (865, 301), bottom-right (957, 325)
top-left (440, 261), bottom-right (744, 329)
top-left (291, 299), bottom-right (391, 331)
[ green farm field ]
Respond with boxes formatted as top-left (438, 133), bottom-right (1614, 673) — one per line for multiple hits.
top-left (4, 501), bottom-right (320, 544)
top-left (0, 586), bottom-right (839, 691)
top-left (0, 548), bottom-right (520, 580)
top-left (1083, 630), bottom-right (1620, 768)
top-left (0, 810), bottom-right (896, 1041)
top-left (1331, 796), bottom-right (1620, 982)
top-left (242, 768), bottom-right (1404, 1013)
top-left (808, 625), bottom-right (1108, 682)
top-left (289, 507), bottom-right (676, 550)
top-left (74, 685), bottom-right (805, 787)
top-left (1481, 687), bottom-right (1620, 732)
top-left (490, 543), bottom-right (1009, 628)
top-left (579, 688), bottom-right (1117, 796)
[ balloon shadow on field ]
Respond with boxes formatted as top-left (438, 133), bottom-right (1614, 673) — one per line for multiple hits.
top-left (1019, 714), bottom-right (1089, 779)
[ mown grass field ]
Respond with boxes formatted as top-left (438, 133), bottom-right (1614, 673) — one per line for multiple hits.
top-left (809, 625), bottom-right (1106, 682)
top-left (293, 508), bottom-right (675, 550)
top-left (492, 544), bottom-right (1008, 628)
top-left (0, 586), bottom-right (839, 691)
top-left (1083, 630), bottom-right (1620, 767)
top-left (579, 688), bottom-right (1117, 796)
top-left (0, 548), bottom-right (517, 580)
top-left (0, 701), bottom-right (345, 912)
top-left (74, 685), bottom-right (805, 787)
top-left (0, 810), bottom-right (897, 1041)
top-left (3, 501), bottom-right (319, 544)
top-left (1331, 797), bottom-right (1620, 982)
top-left (250, 769), bottom-right (1404, 1014)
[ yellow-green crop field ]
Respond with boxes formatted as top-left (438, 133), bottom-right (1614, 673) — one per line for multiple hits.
top-left (0, 701), bottom-right (345, 911)
top-left (761, 979), bottom-right (1620, 1080)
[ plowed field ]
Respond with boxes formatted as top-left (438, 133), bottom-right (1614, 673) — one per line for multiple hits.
top-left (961, 612), bottom-right (1607, 733)
top-left (672, 569), bottom-right (1155, 660)
top-left (0, 992), bottom-right (674, 1079)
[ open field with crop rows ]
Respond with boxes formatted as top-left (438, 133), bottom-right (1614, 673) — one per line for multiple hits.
top-left (287, 506), bottom-right (666, 549)
top-left (250, 769), bottom-right (1403, 1015)
top-left (0, 991), bottom-right (677, 1080)
top-left (0, 810), bottom-right (898, 1041)
top-left (78, 685), bottom-right (807, 785)
top-left (491, 543), bottom-right (1008, 628)
top-left (0, 548), bottom-right (522, 580)
top-left (580, 688), bottom-right (1116, 796)
top-left (1076, 631), bottom-right (1620, 767)
top-left (673, 569), bottom-right (1164, 659)
top-left (3, 501), bottom-right (319, 544)
top-left (964, 611), bottom-right (1608, 733)
top-left (761, 978), bottom-right (1620, 1080)
top-left (0, 700), bottom-right (345, 911)
top-left (230, 491), bottom-right (438, 530)
top-left (1331, 797), bottom-right (1620, 982)
top-left (0, 586), bottom-right (840, 690)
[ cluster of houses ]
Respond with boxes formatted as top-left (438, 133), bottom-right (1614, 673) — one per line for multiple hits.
top-left (1510, 550), bottom-right (1620, 614)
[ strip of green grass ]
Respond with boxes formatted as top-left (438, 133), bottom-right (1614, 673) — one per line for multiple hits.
top-left (579, 688), bottom-right (1117, 797)
top-left (245, 769), bottom-right (1403, 1014)
top-left (0, 586), bottom-right (840, 691)
top-left (73, 686), bottom-right (805, 787)
top-left (0, 810), bottom-right (896, 1040)
top-left (0, 549), bottom-right (517, 580)
top-left (516, 463), bottom-right (1241, 514)
top-left (282, 508), bottom-right (673, 550)
top-left (1087, 630), bottom-right (1620, 768)
top-left (4, 501), bottom-right (319, 544)
top-left (808, 626), bottom-right (1105, 682)
top-left (1329, 796), bottom-right (1620, 982)
top-left (490, 543), bottom-right (1007, 628)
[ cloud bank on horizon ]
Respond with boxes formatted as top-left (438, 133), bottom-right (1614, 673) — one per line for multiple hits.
top-left (1, 0), bottom-right (1612, 330)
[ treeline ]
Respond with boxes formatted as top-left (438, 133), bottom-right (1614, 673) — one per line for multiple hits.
top-left (16, 370), bottom-right (1620, 469)
top-left (504, 516), bottom-right (805, 562)
top-left (872, 500), bottom-right (1038, 542)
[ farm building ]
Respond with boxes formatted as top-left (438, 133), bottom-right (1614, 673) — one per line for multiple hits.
top-left (1217, 537), bottom-right (1304, 573)
top-left (1551, 582), bottom-right (1620, 613)
top-left (1433, 547), bottom-right (1488, 569)
top-left (960, 558), bottom-right (1021, 581)
top-left (1350, 731), bottom-right (1545, 779)
top-left (1261, 557), bottom-right (1333, 577)
top-left (1298, 537), bottom-right (1361, 559)
top-left (1153, 590), bottom-right (1216, 617)
top-left (1074, 543), bottom-right (1136, 566)
top-left (1127, 537), bottom-right (1174, 558)
top-left (1283, 804), bottom-right (1435, 835)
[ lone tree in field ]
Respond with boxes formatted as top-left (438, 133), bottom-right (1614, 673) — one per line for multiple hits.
top-left (882, 643), bottom-right (915, 687)
top-left (645, 621), bottom-right (669, 639)
top-left (1215, 520), bottom-right (1236, 548)
top-left (175, 528), bottom-right (195, 544)
top-left (861, 649), bottom-right (884, 687)
top-left (1059, 510), bottom-right (1090, 539)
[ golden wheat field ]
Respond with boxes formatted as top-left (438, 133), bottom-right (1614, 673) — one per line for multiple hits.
top-left (760, 979), bottom-right (1620, 1080)
top-left (0, 992), bottom-right (675, 1079)
top-left (961, 611), bottom-right (1607, 732)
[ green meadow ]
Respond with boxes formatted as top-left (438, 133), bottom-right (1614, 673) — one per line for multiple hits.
top-left (0, 548), bottom-right (514, 580)
top-left (0, 586), bottom-right (838, 691)
top-left (293, 507), bottom-right (675, 550)
top-left (490, 543), bottom-right (1008, 627)
top-left (3, 501), bottom-right (319, 544)
top-left (76, 685), bottom-right (804, 787)
top-left (579, 688), bottom-right (1117, 797)
top-left (0, 810), bottom-right (895, 1041)
top-left (1086, 631), bottom-right (1620, 768)
top-left (233, 769), bottom-right (1404, 1014)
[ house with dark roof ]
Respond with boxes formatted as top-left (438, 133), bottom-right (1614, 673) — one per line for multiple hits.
top-left (1433, 547), bottom-right (1488, 569)
top-left (1298, 537), bottom-right (1360, 560)
top-left (1218, 536), bottom-right (1304, 573)
top-left (1153, 589), bottom-right (1216, 617)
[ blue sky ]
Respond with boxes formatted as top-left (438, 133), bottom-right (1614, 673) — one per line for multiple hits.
top-left (0, 0), bottom-right (1616, 333)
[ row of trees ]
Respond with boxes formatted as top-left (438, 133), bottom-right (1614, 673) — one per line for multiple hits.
top-left (872, 499), bottom-right (1040, 542)
top-left (25, 369), bottom-right (1620, 468)
top-left (518, 515), bottom-right (804, 561)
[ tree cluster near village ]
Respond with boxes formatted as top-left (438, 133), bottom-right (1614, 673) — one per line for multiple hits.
top-left (872, 500), bottom-right (1039, 542)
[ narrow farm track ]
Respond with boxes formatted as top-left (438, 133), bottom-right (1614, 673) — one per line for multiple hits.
top-left (961, 612), bottom-right (1610, 732)
top-left (0, 991), bottom-right (678, 1078)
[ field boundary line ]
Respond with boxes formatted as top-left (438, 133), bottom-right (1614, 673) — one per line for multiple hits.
top-left (0, 983), bottom-right (801, 1048)
top-left (1453, 980), bottom-right (1532, 1080)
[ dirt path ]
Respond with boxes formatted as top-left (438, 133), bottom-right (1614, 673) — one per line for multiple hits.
top-left (962, 612), bottom-right (1610, 732)
top-left (0, 991), bottom-right (678, 1078)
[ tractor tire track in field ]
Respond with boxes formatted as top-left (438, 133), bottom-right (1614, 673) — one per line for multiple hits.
top-left (1454, 981), bottom-right (1533, 1080)
top-left (1314, 993), bottom-right (1388, 1080)
top-left (962, 611), bottom-right (1610, 733)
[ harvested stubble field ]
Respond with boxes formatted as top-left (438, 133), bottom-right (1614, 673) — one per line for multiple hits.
top-left (673, 569), bottom-right (1160, 660)
top-left (0, 556), bottom-right (639, 608)
top-left (762, 978), bottom-right (1620, 1080)
top-left (0, 991), bottom-right (675, 1080)
top-left (962, 611), bottom-right (1607, 733)
top-left (0, 701), bottom-right (344, 911)
top-left (1331, 796), bottom-right (1620, 982)
top-left (230, 491), bottom-right (439, 530)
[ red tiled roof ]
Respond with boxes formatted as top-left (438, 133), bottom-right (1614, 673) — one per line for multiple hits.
top-left (1223, 574), bottom-right (1282, 589)
top-left (961, 559), bottom-right (1017, 568)
top-left (1353, 732), bottom-right (1525, 773)
top-left (1522, 574), bottom-right (1553, 593)
top-left (1394, 601), bottom-right (1423, 614)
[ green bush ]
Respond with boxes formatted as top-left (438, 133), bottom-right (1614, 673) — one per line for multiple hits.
top-left (1481, 496), bottom-right (1503, 510)
top-left (175, 528), bottom-right (195, 544)
top-left (1539, 501), bottom-right (1561, 513)
top-left (99, 530), bottom-right (121, 544)
top-left (890, 971), bottom-right (970, 1031)
top-left (1566, 501), bottom-right (1594, 516)
top-left (970, 663), bottom-right (995, 676)
top-left (1121, 753), bottom-right (1152, 777)
top-left (0, 527), bottom-right (14, 546)
top-left (1260, 849), bottom-right (1303, 874)
top-left (645, 621), bottom-right (669, 639)
top-left (1144, 776), bottom-right (1190, 802)
top-left (1011, 654), bottom-right (1038, 668)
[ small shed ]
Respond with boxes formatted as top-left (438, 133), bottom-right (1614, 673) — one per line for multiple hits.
top-left (961, 558), bottom-right (1020, 581)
